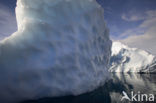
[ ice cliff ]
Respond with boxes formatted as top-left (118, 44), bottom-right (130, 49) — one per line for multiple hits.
top-left (0, 0), bottom-right (112, 102)
top-left (109, 42), bottom-right (156, 73)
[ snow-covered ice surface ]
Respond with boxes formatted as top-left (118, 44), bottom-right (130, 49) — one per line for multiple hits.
top-left (0, 0), bottom-right (112, 102)
top-left (109, 42), bottom-right (156, 73)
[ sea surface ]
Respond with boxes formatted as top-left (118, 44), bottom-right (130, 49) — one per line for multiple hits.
top-left (22, 73), bottom-right (156, 103)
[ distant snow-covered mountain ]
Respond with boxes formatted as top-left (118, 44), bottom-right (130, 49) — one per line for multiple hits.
top-left (109, 42), bottom-right (156, 73)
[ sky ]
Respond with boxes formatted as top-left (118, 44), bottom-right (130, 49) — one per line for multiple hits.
top-left (0, 0), bottom-right (156, 55)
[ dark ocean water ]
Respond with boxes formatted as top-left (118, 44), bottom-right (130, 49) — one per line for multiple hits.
top-left (21, 73), bottom-right (156, 103)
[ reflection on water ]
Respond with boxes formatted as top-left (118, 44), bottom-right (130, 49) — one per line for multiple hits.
top-left (21, 73), bottom-right (156, 103)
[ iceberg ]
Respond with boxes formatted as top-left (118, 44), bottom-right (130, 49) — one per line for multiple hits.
top-left (109, 42), bottom-right (156, 73)
top-left (0, 0), bottom-right (112, 102)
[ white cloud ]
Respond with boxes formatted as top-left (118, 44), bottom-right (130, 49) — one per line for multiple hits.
top-left (121, 13), bottom-right (145, 21)
top-left (118, 28), bottom-right (145, 39)
top-left (0, 4), bottom-right (17, 40)
top-left (121, 10), bottom-right (156, 22)
top-left (119, 10), bottom-right (156, 55)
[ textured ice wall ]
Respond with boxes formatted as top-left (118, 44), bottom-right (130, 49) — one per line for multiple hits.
top-left (0, 0), bottom-right (112, 102)
top-left (110, 42), bottom-right (156, 72)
